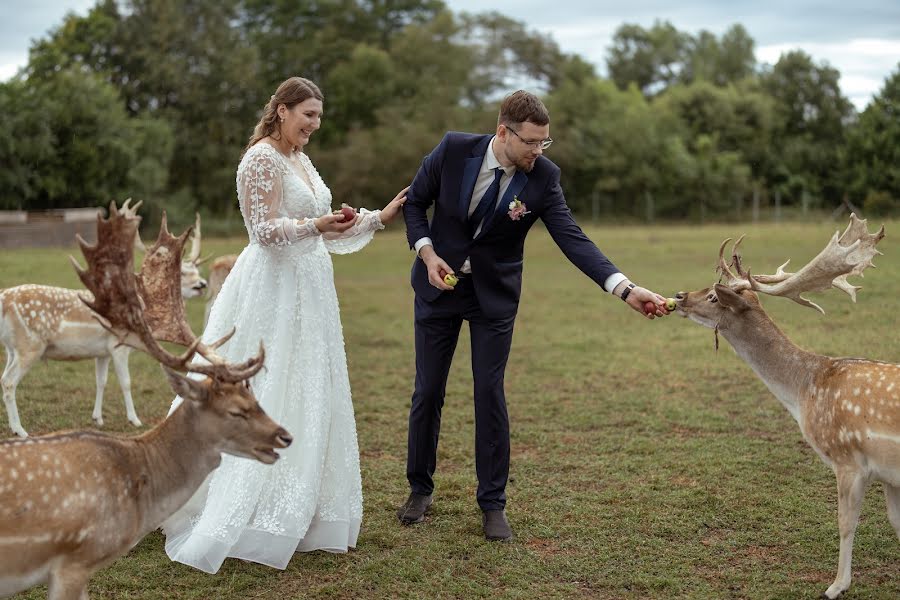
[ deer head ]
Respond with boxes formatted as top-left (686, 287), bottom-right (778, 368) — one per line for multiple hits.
top-left (180, 212), bottom-right (209, 298)
top-left (161, 367), bottom-right (286, 463)
top-left (673, 214), bottom-right (885, 334)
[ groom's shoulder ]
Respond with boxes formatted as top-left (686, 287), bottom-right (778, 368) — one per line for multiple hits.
top-left (445, 131), bottom-right (488, 143)
top-left (442, 131), bottom-right (490, 150)
top-left (532, 155), bottom-right (561, 181)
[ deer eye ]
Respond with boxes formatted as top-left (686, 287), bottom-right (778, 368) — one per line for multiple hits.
top-left (228, 410), bottom-right (248, 419)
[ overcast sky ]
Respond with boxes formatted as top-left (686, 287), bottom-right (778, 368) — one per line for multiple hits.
top-left (2, 0), bottom-right (898, 110)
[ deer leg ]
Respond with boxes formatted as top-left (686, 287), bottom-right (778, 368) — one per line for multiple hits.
top-left (825, 469), bottom-right (869, 599)
top-left (884, 483), bottom-right (900, 541)
top-left (92, 355), bottom-right (110, 426)
top-left (47, 563), bottom-right (91, 600)
top-left (1, 344), bottom-right (41, 437)
top-left (110, 346), bottom-right (140, 427)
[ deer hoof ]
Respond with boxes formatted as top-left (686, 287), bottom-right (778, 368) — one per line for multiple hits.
top-left (12, 427), bottom-right (28, 438)
top-left (93, 415), bottom-right (104, 427)
top-left (823, 583), bottom-right (846, 599)
top-left (129, 418), bottom-right (143, 427)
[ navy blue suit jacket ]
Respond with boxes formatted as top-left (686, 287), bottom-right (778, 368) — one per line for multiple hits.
top-left (404, 132), bottom-right (619, 318)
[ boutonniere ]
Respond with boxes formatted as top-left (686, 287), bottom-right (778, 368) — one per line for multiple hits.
top-left (507, 196), bottom-right (530, 221)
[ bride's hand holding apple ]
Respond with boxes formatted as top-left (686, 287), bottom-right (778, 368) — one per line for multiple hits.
top-left (314, 211), bottom-right (357, 233)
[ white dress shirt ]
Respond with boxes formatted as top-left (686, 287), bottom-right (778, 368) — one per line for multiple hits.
top-left (415, 136), bottom-right (628, 293)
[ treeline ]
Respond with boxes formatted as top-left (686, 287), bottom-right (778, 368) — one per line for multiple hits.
top-left (1, 0), bottom-right (898, 229)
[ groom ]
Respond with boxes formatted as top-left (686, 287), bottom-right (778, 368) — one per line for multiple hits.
top-left (398, 91), bottom-right (668, 541)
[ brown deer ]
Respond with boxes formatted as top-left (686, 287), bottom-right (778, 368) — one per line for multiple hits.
top-left (0, 202), bottom-right (291, 599)
top-left (203, 253), bottom-right (238, 328)
top-left (672, 215), bottom-right (895, 599)
top-left (0, 203), bottom-right (208, 437)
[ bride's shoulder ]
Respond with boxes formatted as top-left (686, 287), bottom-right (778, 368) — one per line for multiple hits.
top-left (240, 143), bottom-right (285, 171)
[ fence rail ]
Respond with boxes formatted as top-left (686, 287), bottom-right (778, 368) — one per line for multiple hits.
top-left (0, 209), bottom-right (100, 248)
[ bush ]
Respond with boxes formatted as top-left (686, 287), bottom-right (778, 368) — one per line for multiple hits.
top-left (863, 190), bottom-right (899, 216)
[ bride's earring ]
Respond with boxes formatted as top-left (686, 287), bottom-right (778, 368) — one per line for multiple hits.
top-left (279, 116), bottom-right (285, 123)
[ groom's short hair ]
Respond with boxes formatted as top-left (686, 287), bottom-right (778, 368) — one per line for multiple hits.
top-left (498, 90), bottom-right (550, 127)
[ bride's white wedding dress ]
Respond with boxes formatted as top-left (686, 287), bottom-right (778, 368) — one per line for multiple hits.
top-left (162, 142), bottom-right (384, 574)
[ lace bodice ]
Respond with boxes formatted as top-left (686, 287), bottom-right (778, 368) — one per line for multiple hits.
top-left (236, 143), bottom-right (383, 251)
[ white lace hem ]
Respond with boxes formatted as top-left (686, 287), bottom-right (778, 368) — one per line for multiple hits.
top-left (165, 517), bottom-right (361, 574)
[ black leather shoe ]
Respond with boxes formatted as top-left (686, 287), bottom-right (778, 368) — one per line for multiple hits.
top-left (397, 492), bottom-right (433, 525)
top-left (482, 509), bottom-right (513, 541)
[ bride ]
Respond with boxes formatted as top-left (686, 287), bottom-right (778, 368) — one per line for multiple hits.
top-left (162, 76), bottom-right (407, 574)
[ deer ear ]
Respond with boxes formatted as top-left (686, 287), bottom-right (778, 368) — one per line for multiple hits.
top-left (162, 366), bottom-right (209, 404)
top-left (714, 284), bottom-right (751, 313)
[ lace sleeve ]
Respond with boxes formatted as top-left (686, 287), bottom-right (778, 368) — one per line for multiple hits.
top-left (238, 147), bottom-right (321, 246)
top-left (323, 208), bottom-right (384, 254)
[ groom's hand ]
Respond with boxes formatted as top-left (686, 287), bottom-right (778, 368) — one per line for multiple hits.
top-left (419, 245), bottom-right (456, 291)
top-left (625, 286), bottom-right (669, 319)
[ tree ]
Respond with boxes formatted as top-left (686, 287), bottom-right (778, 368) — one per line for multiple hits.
top-left (762, 50), bottom-right (855, 205)
top-left (607, 21), bottom-right (690, 96)
top-left (0, 68), bottom-right (173, 210)
top-left (655, 80), bottom-right (774, 182)
top-left (682, 24), bottom-right (756, 86)
top-left (844, 64), bottom-right (900, 213)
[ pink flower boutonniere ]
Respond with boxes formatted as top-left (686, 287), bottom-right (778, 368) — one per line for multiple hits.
top-left (507, 197), bottom-right (530, 221)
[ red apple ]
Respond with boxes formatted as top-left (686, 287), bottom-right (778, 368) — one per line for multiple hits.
top-left (643, 300), bottom-right (658, 315)
top-left (339, 205), bottom-right (356, 221)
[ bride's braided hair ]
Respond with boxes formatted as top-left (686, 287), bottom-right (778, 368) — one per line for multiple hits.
top-left (244, 76), bottom-right (324, 154)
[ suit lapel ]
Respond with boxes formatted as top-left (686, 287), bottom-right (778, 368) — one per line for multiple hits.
top-left (476, 170), bottom-right (528, 240)
top-left (458, 136), bottom-right (493, 220)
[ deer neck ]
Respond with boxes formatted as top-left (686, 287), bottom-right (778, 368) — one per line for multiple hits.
top-left (132, 402), bottom-right (222, 532)
top-left (721, 311), bottom-right (829, 423)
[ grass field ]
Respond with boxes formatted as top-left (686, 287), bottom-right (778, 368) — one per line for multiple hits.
top-left (2, 219), bottom-right (899, 599)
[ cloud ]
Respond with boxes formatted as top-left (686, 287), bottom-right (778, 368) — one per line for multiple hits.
top-left (445, 1), bottom-right (899, 110)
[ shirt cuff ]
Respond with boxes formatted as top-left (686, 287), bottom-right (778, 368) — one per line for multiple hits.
top-left (604, 273), bottom-right (629, 295)
top-left (414, 237), bottom-right (433, 256)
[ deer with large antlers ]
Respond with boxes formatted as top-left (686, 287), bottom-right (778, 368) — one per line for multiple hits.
top-left (672, 215), bottom-right (895, 599)
top-left (0, 202), bottom-right (290, 599)
top-left (0, 202), bottom-right (208, 437)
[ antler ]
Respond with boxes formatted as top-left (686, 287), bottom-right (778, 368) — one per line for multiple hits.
top-left (718, 214), bottom-right (885, 314)
top-left (71, 201), bottom-right (264, 383)
top-left (120, 198), bottom-right (148, 253)
top-left (717, 235), bottom-right (751, 290)
top-left (187, 212), bottom-right (202, 264)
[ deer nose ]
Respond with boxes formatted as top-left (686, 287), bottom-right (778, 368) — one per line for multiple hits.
top-left (675, 292), bottom-right (686, 300)
top-left (276, 429), bottom-right (293, 448)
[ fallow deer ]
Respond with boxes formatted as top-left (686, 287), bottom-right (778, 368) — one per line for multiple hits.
top-left (0, 202), bottom-right (291, 600)
top-left (203, 253), bottom-right (238, 327)
top-left (672, 215), bottom-right (895, 599)
top-left (0, 203), bottom-right (208, 437)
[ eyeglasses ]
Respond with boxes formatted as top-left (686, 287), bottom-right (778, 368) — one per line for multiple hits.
top-left (506, 126), bottom-right (553, 150)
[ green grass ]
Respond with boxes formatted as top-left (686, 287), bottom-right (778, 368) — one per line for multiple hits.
top-left (2, 220), bottom-right (899, 599)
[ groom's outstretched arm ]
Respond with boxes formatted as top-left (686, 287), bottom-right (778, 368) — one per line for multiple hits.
top-left (404, 133), bottom-right (450, 249)
top-left (540, 172), bottom-right (622, 290)
top-left (541, 171), bottom-right (670, 318)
